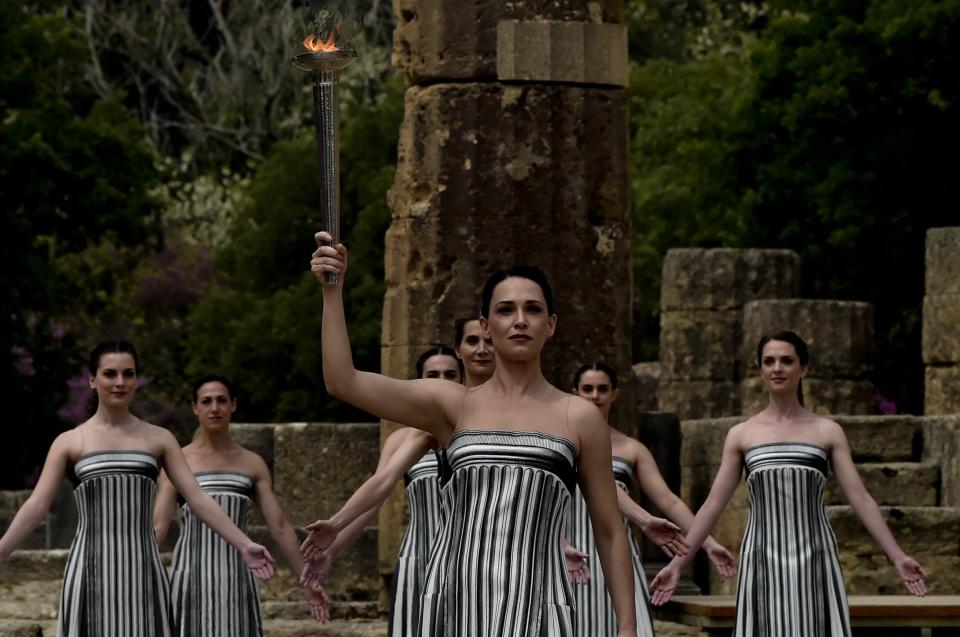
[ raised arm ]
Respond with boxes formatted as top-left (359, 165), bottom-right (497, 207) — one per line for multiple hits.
top-left (827, 421), bottom-right (926, 596)
top-left (300, 429), bottom-right (433, 560)
top-left (630, 441), bottom-right (735, 576)
top-left (311, 234), bottom-right (458, 441)
top-left (153, 469), bottom-right (179, 545)
top-left (158, 431), bottom-right (274, 580)
top-left (649, 424), bottom-right (745, 604)
top-left (574, 401), bottom-right (637, 636)
top-left (0, 432), bottom-right (73, 563)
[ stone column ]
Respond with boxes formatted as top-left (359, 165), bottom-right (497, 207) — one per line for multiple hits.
top-left (924, 227), bottom-right (960, 415)
top-left (658, 248), bottom-right (801, 419)
top-left (380, 0), bottom-right (633, 580)
top-left (740, 300), bottom-right (876, 415)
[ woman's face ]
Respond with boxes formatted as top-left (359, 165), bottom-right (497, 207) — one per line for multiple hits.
top-left (421, 354), bottom-right (462, 383)
top-left (760, 340), bottom-right (806, 398)
top-left (89, 352), bottom-right (138, 409)
top-left (574, 369), bottom-right (618, 420)
top-left (456, 319), bottom-right (494, 381)
top-left (481, 276), bottom-right (556, 362)
top-left (193, 381), bottom-right (236, 431)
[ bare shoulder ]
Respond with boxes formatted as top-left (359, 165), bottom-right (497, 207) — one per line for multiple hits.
top-left (51, 428), bottom-right (83, 461)
top-left (237, 447), bottom-right (271, 481)
top-left (143, 422), bottom-right (178, 447)
top-left (815, 416), bottom-right (847, 449)
top-left (723, 420), bottom-right (752, 452)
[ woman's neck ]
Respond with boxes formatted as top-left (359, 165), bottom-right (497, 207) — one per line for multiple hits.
top-left (763, 391), bottom-right (806, 422)
top-left (194, 426), bottom-right (235, 451)
top-left (488, 356), bottom-right (547, 397)
top-left (92, 403), bottom-right (134, 427)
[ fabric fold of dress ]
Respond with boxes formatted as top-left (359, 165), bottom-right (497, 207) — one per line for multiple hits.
top-left (390, 451), bottom-right (443, 637)
top-left (60, 450), bottom-right (172, 637)
top-left (420, 430), bottom-right (577, 637)
top-left (170, 471), bottom-right (261, 637)
top-left (735, 442), bottom-right (851, 637)
top-left (568, 456), bottom-right (655, 637)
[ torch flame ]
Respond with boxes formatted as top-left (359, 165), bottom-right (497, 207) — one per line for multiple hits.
top-left (303, 23), bottom-right (340, 52)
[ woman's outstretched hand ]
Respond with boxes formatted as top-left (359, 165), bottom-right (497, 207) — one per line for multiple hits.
top-left (639, 516), bottom-right (689, 558)
top-left (300, 519), bottom-right (338, 561)
top-left (300, 552), bottom-right (333, 591)
top-left (895, 556), bottom-right (928, 597)
top-left (562, 542), bottom-right (591, 584)
top-left (704, 540), bottom-right (737, 578)
top-left (241, 542), bottom-right (275, 580)
top-left (311, 231), bottom-right (348, 286)
top-left (649, 563), bottom-right (681, 606)
top-left (305, 584), bottom-right (331, 623)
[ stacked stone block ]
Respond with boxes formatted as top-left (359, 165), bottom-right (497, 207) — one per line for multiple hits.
top-left (924, 227), bottom-right (960, 414)
top-left (740, 299), bottom-right (876, 415)
top-left (658, 248), bottom-right (801, 419)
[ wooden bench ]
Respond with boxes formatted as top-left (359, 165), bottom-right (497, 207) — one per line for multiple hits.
top-left (655, 595), bottom-right (960, 636)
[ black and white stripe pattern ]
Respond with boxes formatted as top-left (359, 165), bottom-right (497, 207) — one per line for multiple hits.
top-left (568, 457), bottom-right (655, 637)
top-left (169, 471), bottom-right (261, 637)
top-left (420, 430), bottom-right (577, 637)
top-left (389, 452), bottom-right (443, 637)
top-left (59, 450), bottom-right (172, 637)
top-left (735, 443), bottom-right (851, 637)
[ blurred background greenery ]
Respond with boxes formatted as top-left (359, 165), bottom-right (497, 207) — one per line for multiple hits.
top-left (2, 0), bottom-right (957, 487)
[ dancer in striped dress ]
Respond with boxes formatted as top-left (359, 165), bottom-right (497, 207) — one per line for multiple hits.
top-left (651, 331), bottom-right (927, 636)
top-left (0, 341), bottom-right (274, 637)
top-left (306, 233), bottom-right (639, 636)
top-left (569, 362), bottom-right (736, 636)
top-left (153, 375), bottom-right (329, 636)
top-left (299, 347), bottom-right (463, 637)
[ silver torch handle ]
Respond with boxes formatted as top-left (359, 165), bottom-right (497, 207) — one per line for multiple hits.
top-left (313, 68), bottom-right (341, 284)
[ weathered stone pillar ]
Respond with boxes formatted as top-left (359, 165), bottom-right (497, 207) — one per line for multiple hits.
top-left (658, 248), bottom-right (801, 419)
top-left (380, 0), bottom-right (633, 580)
top-left (740, 299), bottom-right (876, 415)
top-left (924, 227), bottom-right (960, 415)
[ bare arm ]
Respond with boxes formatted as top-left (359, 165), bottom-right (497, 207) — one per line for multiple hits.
top-left (0, 432), bottom-right (74, 562)
top-left (158, 431), bottom-right (274, 579)
top-left (301, 429), bottom-right (433, 560)
top-left (312, 235), bottom-right (458, 441)
top-left (153, 470), bottom-right (179, 545)
top-left (253, 456), bottom-right (303, 576)
top-left (629, 442), bottom-right (735, 575)
top-left (575, 401), bottom-right (637, 635)
top-left (614, 488), bottom-right (687, 557)
top-left (828, 422), bottom-right (926, 595)
top-left (650, 424), bottom-right (745, 604)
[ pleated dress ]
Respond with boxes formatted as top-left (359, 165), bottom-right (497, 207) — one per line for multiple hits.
top-left (568, 457), bottom-right (655, 637)
top-left (735, 443), bottom-right (851, 637)
top-left (169, 472), bottom-right (261, 637)
top-left (59, 450), bottom-right (172, 637)
top-left (389, 451), bottom-right (443, 637)
top-left (420, 430), bottom-right (577, 637)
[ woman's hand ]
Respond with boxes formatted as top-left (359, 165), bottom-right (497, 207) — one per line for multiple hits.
top-left (305, 584), bottom-right (331, 623)
top-left (649, 563), bottom-right (681, 606)
top-left (241, 542), bottom-right (275, 580)
top-left (704, 539), bottom-right (737, 577)
top-left (300, 552), bottom-right (333, 591)
top-left (895, 556), bottom-right (927, 597)
top-left (639, 516), bottom-right (689, 558)
top-left (563, 542), bottom-right (591, 584)
top-left (311, 231), bottom-right (348, 287)
top-left (300, 519), bottom-right (338, 561)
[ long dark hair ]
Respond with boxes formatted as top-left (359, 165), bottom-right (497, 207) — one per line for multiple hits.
top-left (572, 361), bottom-right (619, 390)
top-left (480, 266), bottom-right (555, 318)
top-left (415, 345), bottom-right (464, 381)
top-left (756, 330), bottom-right (810, 405)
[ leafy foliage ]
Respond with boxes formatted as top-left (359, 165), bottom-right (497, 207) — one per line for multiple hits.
top-left (0, 0), bottom-right (161, 485)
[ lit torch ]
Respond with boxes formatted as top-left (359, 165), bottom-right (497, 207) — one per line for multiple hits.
top-left (293, 24), bottom-right (356, 284)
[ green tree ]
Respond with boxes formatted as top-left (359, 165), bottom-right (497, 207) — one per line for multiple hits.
top-left (184, 74), bottom-right (404, 421)
top-left (0, 0), bottom-right (161, 486)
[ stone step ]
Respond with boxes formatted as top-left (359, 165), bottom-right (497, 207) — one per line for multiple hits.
top-left (829, 505), bottom-right (960, 594)
top-left (262, 601), bottom-right (381, 622)
top-left (824, 462), bottom-right (940, 506)
top-left (261, 620), bottom-right (386, 637)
